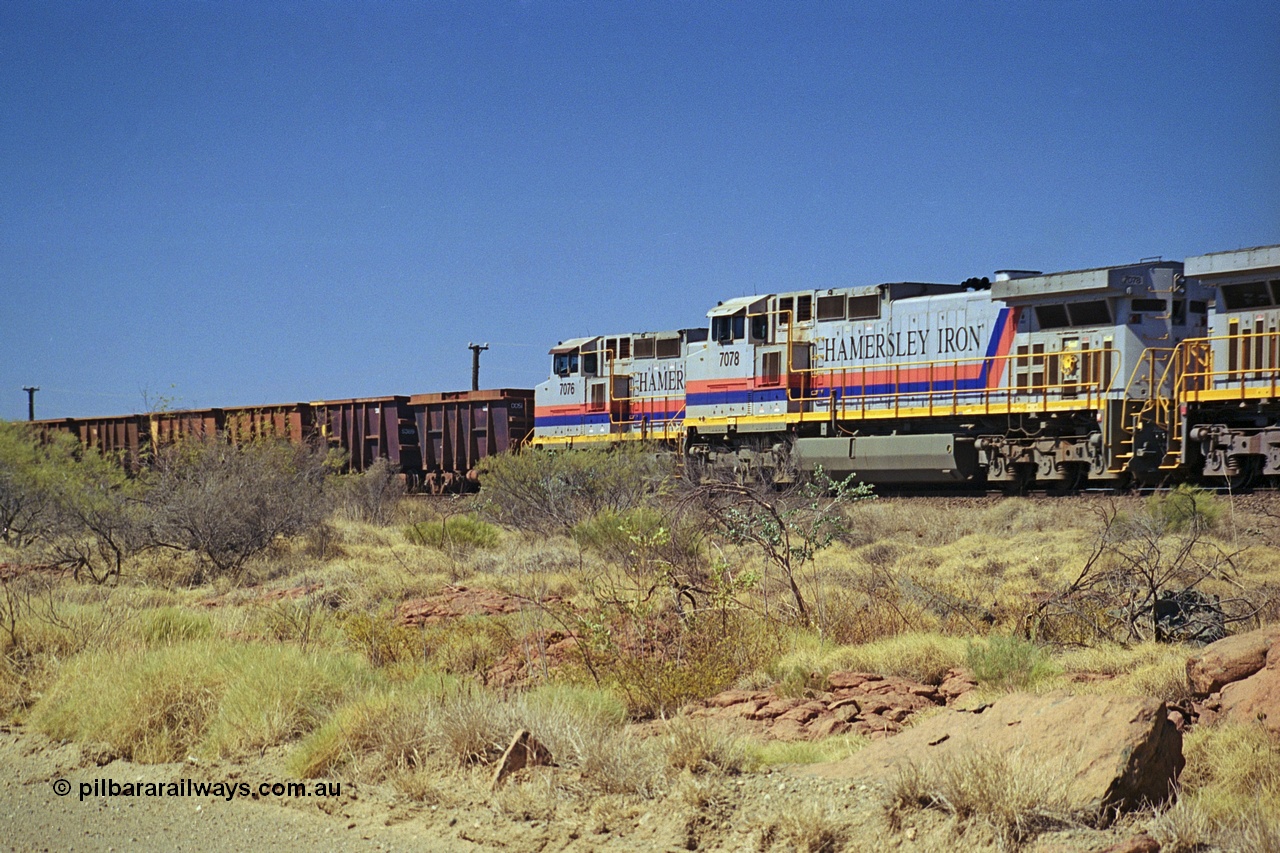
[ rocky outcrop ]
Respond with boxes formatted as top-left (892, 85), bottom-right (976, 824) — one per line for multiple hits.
top-left (1189, 624), bottom-right (1280, 737)
top-left (1186, 623), bottom-right (1280, 696)
top-left (485, 630), bottom-right (582, 687)
top-left (683, 669), bottom-right (976, 741)
top-left (396, 586), bottom-right (547, 626)
top-left (803, 692), bottom-right (1183, 818)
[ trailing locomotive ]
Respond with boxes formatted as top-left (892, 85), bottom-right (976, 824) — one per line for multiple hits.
top-left (1170, 246), bottom-right (1280, 488)
top-left (533, 328), bottom-right (705, 446)
top-left (532, 248), bottom-right (1280, 490)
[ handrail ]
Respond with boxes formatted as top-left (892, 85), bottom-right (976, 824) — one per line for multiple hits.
top-left (786, 345), bottom-right (1122, 419)
top-left (1171, 330), bottom-right (1280, 401)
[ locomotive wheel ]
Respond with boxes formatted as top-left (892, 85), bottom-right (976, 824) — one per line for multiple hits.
top-left (1002, 465), bottom-right (1035, 496)
top-left (1046, 464), bottom-right (1087, 496)
top-left (1220, 456), bottom-right (1262, 492)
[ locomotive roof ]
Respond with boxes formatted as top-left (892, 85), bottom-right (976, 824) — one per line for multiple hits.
top-left (991, 260), bottom-right (1182, 301)
top-left (549, 336), bottom-right (599, 354)
top-left (549, 328), bottom-right (697, 354)
top-left (706, 295), bottom-right (767, 317)
top-left (1185, 244), bottom-right (1280, 281)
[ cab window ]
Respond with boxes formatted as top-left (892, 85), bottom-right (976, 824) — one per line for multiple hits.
top-left (553, 353), bottom-right (579, 377)
top-left (712, 311), bottom-right (747, 343)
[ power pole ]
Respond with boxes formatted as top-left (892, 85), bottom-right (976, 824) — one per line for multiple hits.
top-left (468, 343), bottom-right (489, 391)
top-left (22, 386), bottom-right (39, 421)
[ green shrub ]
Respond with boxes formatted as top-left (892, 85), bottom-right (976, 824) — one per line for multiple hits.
top-left (290, 671), bottom-right (461, 780)
top-left (965, 634), bottom-right (1058, 690)
top-left (572, 506), bottom-right (704, 573)
top-left (201, 647), bottom-right (372, 757)
top-left (477, 445), bottom-right (674, 534)
top-left (0, 422), bottom-right (80, 547)
top-left (573, 609), bottom-right (777, 719)
top-left (342, 611), bottom-right (426, 667)
top-left (572, 507), bottom-right (666, 561)
top-left (336, 458), bottom-right (404, 525)
top-left (663, 718), bottom-right (748, 775)
top-left (404, 515), bottom-right (500, 550)
top-left (1152, 724), bottom-right (1280, 852)
top-left (1146, 484), bottom-right (1223, 533)
top-left (420, 616), bottom-right (512, 676)
top-left (521, 682), bottom-right (629, 728)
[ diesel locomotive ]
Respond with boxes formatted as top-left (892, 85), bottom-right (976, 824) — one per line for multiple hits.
top-left (532, 245), bottom-right (1280, 491)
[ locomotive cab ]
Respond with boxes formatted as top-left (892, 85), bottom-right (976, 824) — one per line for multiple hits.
top-left (686, 296), bottom-right (795, 430)
top-left (532, 329), bottom-right (701, 447)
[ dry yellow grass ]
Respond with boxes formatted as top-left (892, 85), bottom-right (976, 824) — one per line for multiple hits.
top-left (5, 482), bottom-right (1278, 852)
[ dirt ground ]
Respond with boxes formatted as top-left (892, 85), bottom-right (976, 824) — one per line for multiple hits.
top-left (2, 722), bottom-right (1164, 853)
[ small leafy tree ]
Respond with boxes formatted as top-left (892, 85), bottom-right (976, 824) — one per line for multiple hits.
top-left (43, 448), bottom-right (150, 583)
top-left (337, 457), bottom-right (405, 524)
top-left (689, 467), bottom-right (874, 628)
top-left (146, 436), bottom-right (336, 581)
top-left (0, 422), bottom-right (77, 547)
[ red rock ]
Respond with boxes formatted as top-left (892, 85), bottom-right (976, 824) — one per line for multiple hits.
top-left (804, 692), bottom-right (1183, 818)
top-left (883, 707), bottom-right (913, 724)
top-left (855, 715), bottom-right (902, 736)
top-left (807, 718), bottom-right (851, 739)
top-left (730, 700), bottom-right (769, 718)
top-left (832, 705), bottom-right (860, 724)
top-left (861, 679), bottom-right (900, 695)
top-left (398, 586), bottom-right (548, 626)
top-left (829, 699), bottom-right (861, 722)
top-left (826, 671), bottom-right (880, 690)
top-left (1098, 835), bottom-right (1160, 853)
top-left (938, 672), bottom-right (979, 701)
top-left (768, 718), bottom-right (808, 741)
top-left (706, 690), bottom-right (762, 708)
top-left (1218, 666), bottom-right (1280, 738)
top-left (1186, 624), bottom-right (1280, 697)
top-left (778, 706), bottom-right (820, 723)
top-left (752, 698), bottom-right (805, 720)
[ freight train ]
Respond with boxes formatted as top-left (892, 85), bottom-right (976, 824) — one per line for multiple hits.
top-left (531, 244), bottom-right (1280, 491)
top-left (23, 244), bottom-right (1278, 492)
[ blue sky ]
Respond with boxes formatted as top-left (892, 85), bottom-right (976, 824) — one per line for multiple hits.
top-left (2, 1), bottom-right (1277, 420)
